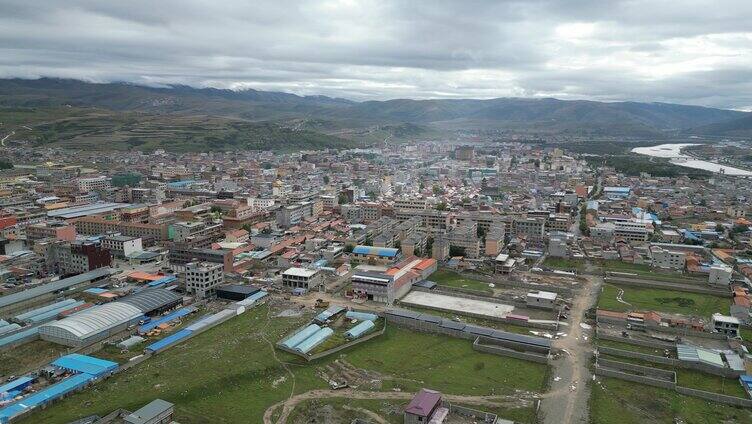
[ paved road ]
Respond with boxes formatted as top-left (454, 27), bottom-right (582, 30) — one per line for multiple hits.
top-left (0, 131), bottom-right (14, 146)
top-left (539, 262), bottom-right (602, 424)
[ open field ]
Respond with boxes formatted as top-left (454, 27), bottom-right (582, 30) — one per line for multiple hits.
top-left (598, 284), bottom-right (729, 318)
top-left (0, 340), bottom-right (68, 379)
top-left (0, 107), bottom-right (354, 152)
top-left (598, 260), bottom-right (700, 283)
top-left (590, 377), bottom-right (752, 424)
top-left (22, 304), bottom-right (547, 424)
top-left (542, 257), bottom-right (586, 273)
top-left (429, 269), bottom-right (493, 294)
top-left (676, 369), bottom-right (748, 398)
top-left (598, 353), bottom-right (747, 398)
top-left (596, 338), bottom-right (671, 356)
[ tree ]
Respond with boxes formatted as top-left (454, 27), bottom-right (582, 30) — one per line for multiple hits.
top-left (435, 202), bottom-right (447, 211)
top-left (210, 205), bottom-right (223, 215)
top-left (715, 223), bottom-right (725, 233)
top-left (338, 193), bottom-right (349, 204)
top-left (432, 185), bottom-right (445, 195)
top-left (323, 175), bottom-right (330, 184)
top-left (344, 244), bottom-right (354, 253)
top-left (476, 226), bottom-right (487, 239)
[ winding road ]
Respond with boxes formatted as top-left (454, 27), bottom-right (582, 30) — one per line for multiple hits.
top-left (263, 389), bottom-right (539, 424)
top-left (538, 262), bottom-right (602, 424)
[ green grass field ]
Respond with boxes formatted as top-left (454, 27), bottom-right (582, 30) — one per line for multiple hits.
top-left (0, 340), bottom-right (68, 379)
top-left (542, 257), bottom-right (586, 273)
top-left (596, 338), bottom-right (671, 357)
top-left (23, 305), bottom-right (546, 423)
top-left (598, 284), bottom-right (729, 318)
top-left (590, 377), bottom-right (752, 424)
top-left (429, 269), bottom-right (493, 294)
top-left (676, 369), bottom-right (748, 398)
top-left (599, 260), bottom-right (701, 283)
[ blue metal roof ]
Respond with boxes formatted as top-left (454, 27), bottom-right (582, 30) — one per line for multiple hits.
top-left (145, 329), bottom-right (193, 353)
top-left (281, 324), bottom-right (320, 349)
top-left (147, 275), bottom-right (177, 287)
top-left (345, 311), bottom-right (378, 322)
top-left (345, 320), bottom-right (375, 339)
top-left (0, 373), bottom-right (93, 423)
top-left (295, 327), bottom-right (334, 354)
top-left (0, 327), bottom-right (39, 349)
top-left (0, 267), bottom-right (112, 309)
top-left (138, 306), bottom-right (195, 334)
top-left (14, 299), bottom-right (78, 322)
top-left (314, 306), bottom-right (345, 323)
top-left (352, 245), bottom-right (399, 257)
top-left (0, 376), bottom-right (34, 397)
top-left (51, 354), bottom-right (118, 377)
top-left (24, 301), bottom-right (86, 324)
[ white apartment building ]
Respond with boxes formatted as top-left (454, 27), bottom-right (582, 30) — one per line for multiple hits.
top-left (709, 265), bottom-right (732, 286)
top-left (394, 198), bottom-right (427, 212)
top-left (282, 267), bottom-right (323, 291)
top-left (77, 176), bottom-right (111, 193)
top-left (185, 261), bottom-right (224, 299)
top-left (614, 221), bottom-right (652, 243)
top-left (101, 235), bottom-right (143, 258)
top-left (650, 246), bottom-right (686, 270)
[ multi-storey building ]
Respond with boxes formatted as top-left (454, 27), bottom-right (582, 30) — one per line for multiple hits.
top-left (76, 176), bottom-right (111, 193)
top-left (101, 235), bottom-right (143, 258)
top-left (394, 198), bottom-right (427, 212)
top-left (185, 261), bottom-right (224, 299)
top-left (282, 267), bottom-right (323, 291)
top-left (448, 223), bottom-right (480, 258)
top-left (25, 222), bottom-right (77, 243)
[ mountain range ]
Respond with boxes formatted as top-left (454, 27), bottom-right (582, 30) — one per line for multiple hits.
top-left (0, 78), bottom-right (750, 151)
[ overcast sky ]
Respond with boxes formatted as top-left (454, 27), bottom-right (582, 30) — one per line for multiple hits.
top-left (1, 0), bottom-right (751, 109)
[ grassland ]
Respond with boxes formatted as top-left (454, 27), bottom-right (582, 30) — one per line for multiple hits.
top-left (23, 305), bottom-right (546, 423)
top-left (429, 269), bottom-right (493, 294)
top-left (598, 283), bottom-right (729, 318)
top-left (590, 377), bottom-right (752, 424)
top-left (542, 257), bottom-right (586, 273)
top-left (598, 259), bottom-right (702, 283)
top-left (0, 340), bottom-right (68, 379)
top-left (0, 106), bottom-right (355, 152)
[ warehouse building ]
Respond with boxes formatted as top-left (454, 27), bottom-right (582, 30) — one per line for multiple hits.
top-left (39, 302), bottom-right (144, 347)
top-left (120, 288), bottom-right (182, 316)
top-left (216, 284), bottom-right (260, 301)
top-left (0, 267), bottom-right (113, 316)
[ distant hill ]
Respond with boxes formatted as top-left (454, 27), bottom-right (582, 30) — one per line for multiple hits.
top-left (0, 78), bottom-right (748, 151)
top-left (687, 113), bottom-right (752, 137)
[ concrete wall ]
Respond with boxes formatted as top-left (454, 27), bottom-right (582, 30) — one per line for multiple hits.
top-left (596, 358), bottom-right (752, 408)
top-left (400, 288), bottom-right (558, 330)
top-left (595, 366), bottom-right (677, 390)
top-left (598, 346), bottom-right (678, 366)
top-left (675, 386), bottom-right (752, 408)
top-left (604, 276), bottom-right (729, 297)
top-left (473, 337), bottom-right (550, 364)
top-left (385, 312), bottom-right (551, 356)
top-left (596, 329), bottom-right (675, 350)
top-left (466, 272), bottom-right (574, 296)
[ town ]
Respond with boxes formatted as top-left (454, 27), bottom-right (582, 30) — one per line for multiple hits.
top-left (0, 139), bottom-right (750, 424)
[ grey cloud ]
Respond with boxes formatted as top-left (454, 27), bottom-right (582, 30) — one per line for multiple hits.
top-left (0, 0), bottom-right (751, 109)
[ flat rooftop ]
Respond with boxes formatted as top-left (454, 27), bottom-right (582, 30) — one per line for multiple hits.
top-left (401, 291), bottom-right (514, 319)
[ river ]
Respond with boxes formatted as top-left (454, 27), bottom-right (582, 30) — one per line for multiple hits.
top-left (631, 143), bottom-right (752, 176)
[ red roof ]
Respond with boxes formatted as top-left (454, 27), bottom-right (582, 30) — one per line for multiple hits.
top-left (405, 389), bottom-right (442, 417)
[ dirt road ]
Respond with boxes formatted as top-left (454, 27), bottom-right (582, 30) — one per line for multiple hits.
top-left (263, 388), bottom-right (538, 424)
top-left (538, 263), bottom-right (602, 424)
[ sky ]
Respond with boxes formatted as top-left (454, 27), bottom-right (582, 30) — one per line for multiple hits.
top-left (1, 0), bottom-right (752, 110)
